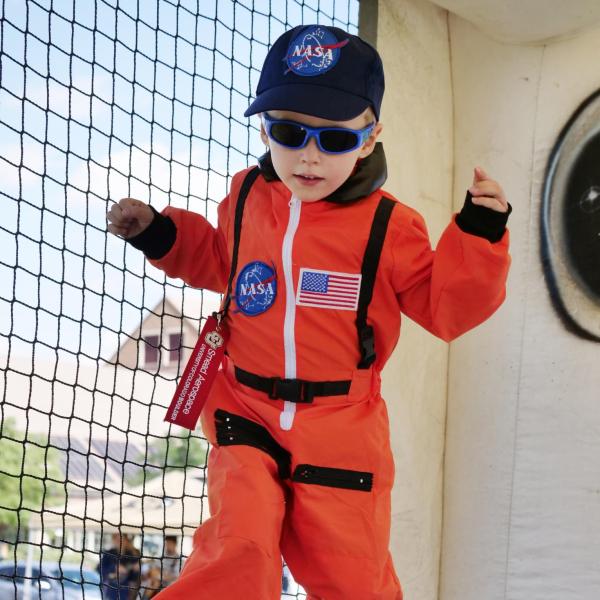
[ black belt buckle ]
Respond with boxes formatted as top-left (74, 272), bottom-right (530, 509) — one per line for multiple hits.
top-left (269, 378), bottom-right (313, 403)
top-left (270, 378), bottom-right (302, 402)
top-left (358, 324), bottom-right (376, 369)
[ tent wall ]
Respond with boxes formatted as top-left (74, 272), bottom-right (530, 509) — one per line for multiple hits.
top-left (441, 15), bottom-right (600, 600)
top-left (369, 1), bottom-right (600, 599)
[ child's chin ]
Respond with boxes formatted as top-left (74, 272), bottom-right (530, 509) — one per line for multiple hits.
top-left (297, 194), bottom-right (323, 203)
top-left (290, 183), bottom-right (331, 202)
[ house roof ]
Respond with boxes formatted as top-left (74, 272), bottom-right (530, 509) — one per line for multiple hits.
top-left (49, 434), bottom-right (147, 491)
top-left (33, 469), bottom-right (208, 536)
top-left (108, 289), bottom-right (222, 365)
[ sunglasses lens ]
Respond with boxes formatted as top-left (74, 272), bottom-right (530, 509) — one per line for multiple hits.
top-left (319, 129), bottom-right (360, 153)
top-left (269, 123), bottom-right (307, 148)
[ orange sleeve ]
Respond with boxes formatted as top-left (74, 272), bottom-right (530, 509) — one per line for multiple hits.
top-left (391, 210), bottom-right (510, 342)
top-left (147, 194), bottom-right (232, 294)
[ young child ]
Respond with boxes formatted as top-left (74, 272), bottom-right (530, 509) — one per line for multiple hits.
top-left (107, 25), bottom-right (510, 600)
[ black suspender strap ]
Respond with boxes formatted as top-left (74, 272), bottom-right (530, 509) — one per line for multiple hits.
top-left (356, 196), bottom-right (396, 369)
top-left (219, 167), bottom-right (261, 320)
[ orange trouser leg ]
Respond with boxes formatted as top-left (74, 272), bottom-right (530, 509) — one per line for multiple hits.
top-left (281, 480), bottom-right (402, 600)
top-left (155, 443), bottom-right (286, 600)
top-left (280, 395), bottom-right (403, 600)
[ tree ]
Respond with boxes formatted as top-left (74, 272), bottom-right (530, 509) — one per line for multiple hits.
top-left (131, 435), bottom-right (208, 486)
top-left (0, 418), bottom-right (64, 541)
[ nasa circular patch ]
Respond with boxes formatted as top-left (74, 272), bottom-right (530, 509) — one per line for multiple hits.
top-left (286, 26), bottom-right (345, 77)
top-left (235, 261), bottom-right (277, 316)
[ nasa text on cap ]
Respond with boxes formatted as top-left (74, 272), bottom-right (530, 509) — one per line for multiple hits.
top-left (244, 25), bottom-right (385, 121)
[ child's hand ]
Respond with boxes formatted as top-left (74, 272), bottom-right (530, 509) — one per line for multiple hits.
top-left (468, 167), bottom-right (509, 213)
top-left (107, 198), bottom-right (154, 238)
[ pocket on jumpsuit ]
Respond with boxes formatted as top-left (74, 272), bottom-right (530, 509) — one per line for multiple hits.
top-left (289, 463), bottom-right (377, 560)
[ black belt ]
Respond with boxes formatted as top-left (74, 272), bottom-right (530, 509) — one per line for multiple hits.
top-left (234, 366), bottom-right (351, 403)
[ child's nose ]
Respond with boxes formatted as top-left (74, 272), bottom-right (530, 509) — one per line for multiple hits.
top-left (300, 135), bottom-right (321, 162)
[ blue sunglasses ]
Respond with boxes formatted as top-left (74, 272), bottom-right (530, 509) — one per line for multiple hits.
top-left (263, 113), bottom-right (375, 155)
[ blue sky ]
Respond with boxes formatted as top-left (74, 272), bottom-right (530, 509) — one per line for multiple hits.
top-left (0, 0), bottom-right (359, 363)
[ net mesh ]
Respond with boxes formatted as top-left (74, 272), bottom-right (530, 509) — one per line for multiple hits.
top-left (0, 0), bottom-right (359, 597)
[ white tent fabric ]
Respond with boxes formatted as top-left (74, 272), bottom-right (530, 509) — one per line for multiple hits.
top-left (440, 10), bottom-right (600, 600)
top-left (377, 2), bottom-right (600, 599)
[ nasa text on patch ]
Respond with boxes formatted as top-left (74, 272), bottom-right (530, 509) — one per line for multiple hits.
top-left (235, 261), bottom-right (277, 316)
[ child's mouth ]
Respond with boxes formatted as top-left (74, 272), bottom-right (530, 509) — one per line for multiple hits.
top-left (294, 174), bottom-right (324, 186)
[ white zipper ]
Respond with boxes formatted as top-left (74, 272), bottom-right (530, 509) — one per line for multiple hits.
top-left (280, 195), bottom-right (301, 430)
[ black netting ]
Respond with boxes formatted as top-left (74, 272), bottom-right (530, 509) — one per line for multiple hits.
top-left (0, 0), bottom-right (359, 598)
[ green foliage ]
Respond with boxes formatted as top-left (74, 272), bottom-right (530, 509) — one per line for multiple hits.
top-left (130, 435), bottom-right (208, 486)
top-left (0, 418), bottom-right (64, 536)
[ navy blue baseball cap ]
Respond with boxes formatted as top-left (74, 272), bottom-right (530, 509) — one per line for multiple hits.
top-left (244, 25), bottom-right (385, 121)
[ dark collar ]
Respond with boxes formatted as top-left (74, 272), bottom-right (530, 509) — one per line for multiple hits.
top-left (258, 142), bottom-right (388, 204)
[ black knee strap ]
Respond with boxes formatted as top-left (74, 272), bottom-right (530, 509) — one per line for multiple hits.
top-left (292, 463), bottom-right (373, 492)
top-left (215, 409), bottom-right (291, 479)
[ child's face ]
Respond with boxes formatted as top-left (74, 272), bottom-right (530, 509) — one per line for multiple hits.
top-left (260, 109), bottom-right (382, 203)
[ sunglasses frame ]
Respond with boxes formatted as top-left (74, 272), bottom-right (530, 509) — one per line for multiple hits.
top-left (262, 113), bottom-right (375, 155)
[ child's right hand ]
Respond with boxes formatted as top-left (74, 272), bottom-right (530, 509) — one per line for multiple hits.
top-left (107, 198), bottom-right (154, 239)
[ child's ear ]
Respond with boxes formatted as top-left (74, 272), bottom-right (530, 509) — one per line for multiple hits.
top-left (259, 116), bottom-right (269, 147)
top-left (358, 121), bottom-right (383, 159)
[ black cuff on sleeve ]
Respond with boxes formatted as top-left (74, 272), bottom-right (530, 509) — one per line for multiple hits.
top-left (126, 206), bottom-right (177, 260)
top-left (455, 191), bottom-right (512, 243)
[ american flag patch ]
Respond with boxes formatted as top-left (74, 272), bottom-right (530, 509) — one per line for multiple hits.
top-left (296, 268), bottom-right (362, 310)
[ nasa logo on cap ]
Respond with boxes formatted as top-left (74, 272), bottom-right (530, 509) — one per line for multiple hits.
top-left (285, 25), bottom-right (348, 77)
top-left (235, 261), bottom-right (277, 316)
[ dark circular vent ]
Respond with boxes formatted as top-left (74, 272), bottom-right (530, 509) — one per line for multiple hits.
top-left (542, 89), bottom-right (600, 340)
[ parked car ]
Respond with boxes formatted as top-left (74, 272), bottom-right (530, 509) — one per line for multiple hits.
top-left (0, 560), bottom-right (101, 599)
top-left (45, 562), bottom-right (102, 599)
top-left (0, 560), bottom-right (59, 599)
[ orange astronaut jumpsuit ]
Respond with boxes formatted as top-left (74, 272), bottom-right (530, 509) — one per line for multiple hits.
top-left (139, 146), bottom-right (510, 600)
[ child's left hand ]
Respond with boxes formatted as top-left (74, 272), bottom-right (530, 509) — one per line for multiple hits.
top-left (468, 167), bottom-right (509, 213)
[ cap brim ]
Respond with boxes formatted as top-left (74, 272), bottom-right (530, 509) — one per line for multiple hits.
top-left (244, 83), bottom-right (374, 121)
